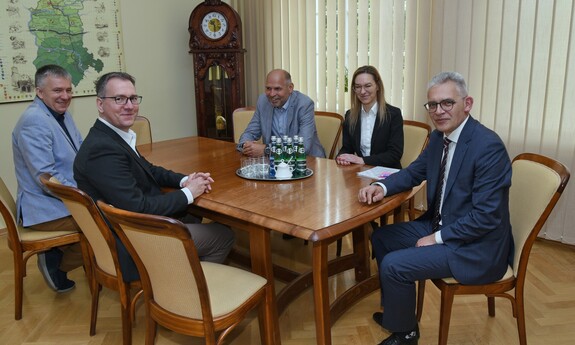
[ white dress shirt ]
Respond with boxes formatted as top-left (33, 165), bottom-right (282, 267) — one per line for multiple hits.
top-left (360, 102), bottom-right (378, 156)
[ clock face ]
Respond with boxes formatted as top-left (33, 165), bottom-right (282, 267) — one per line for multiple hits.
top-left (201, 12), bottom-right (228, 40)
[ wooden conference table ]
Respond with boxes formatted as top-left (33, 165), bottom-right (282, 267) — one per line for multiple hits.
top-left (137, 136), bottom-right (415, 345)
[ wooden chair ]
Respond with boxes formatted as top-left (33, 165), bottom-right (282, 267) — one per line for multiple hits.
top-left (97, 201), bottom-right (271, 345)
top-left (335, 120), bottom-right (430, 256)
top-left (232, 106), bottom-right (256, 143)
top-left (314, 111), bottom-right (344, 159)
top-left (131, 115), bottom-right (152, 146)
top-left (40, 174), bottom-right (142, 345)
top-left (0, 176), bottom-right (80, 320)
top-left (416, 153), bottom-right (570, 345)
top-left (399, 120), bottom-right (431, 221)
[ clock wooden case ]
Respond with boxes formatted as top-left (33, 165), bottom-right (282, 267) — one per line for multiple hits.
top-left (189, 0), bottom-right (246, 141)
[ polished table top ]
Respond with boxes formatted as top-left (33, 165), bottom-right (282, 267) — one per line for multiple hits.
top-left (137, 136), bottom-right (412, 242)
top-left (138, 136), bottom-right (415, 345)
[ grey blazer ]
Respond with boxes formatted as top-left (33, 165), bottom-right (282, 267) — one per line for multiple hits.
top-left (238, 91), bottom-right (326, 158)
top-left (12, 97), bottom-right (83, 226)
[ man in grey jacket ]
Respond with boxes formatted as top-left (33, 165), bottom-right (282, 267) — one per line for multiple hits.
top-left (238, 69), bottom-right (326, 158)
top-left (12, 65), bottom-right (83, 293)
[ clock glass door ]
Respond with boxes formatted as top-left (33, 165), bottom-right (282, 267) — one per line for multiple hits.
top-left (204, 65), bottom-right (232, 140)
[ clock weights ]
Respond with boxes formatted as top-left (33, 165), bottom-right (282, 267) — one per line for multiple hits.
top-left (188, 0), bottom-right (246, 141)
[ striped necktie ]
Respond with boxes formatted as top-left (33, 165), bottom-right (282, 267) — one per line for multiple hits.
top-left (432, 137), bottom-right (451, 232)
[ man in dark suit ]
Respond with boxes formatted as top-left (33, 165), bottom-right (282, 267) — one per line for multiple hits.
top-left (359, 71), bottom-right (513, 345)
top-left (74, 72), bottom-right (234, 281)
top-left (237, 69), bottom-right (326, 158)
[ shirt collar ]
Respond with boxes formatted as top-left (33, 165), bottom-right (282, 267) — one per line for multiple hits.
top-left (445, 115), bottom-right (470, 143)
top-left (361, 102), bottom-right (378, 117)
top-left (277, 94), bottom-right (291, 111)
top-left (98, 117), bottom-right (138, 148)
top-left (41, 99), bottom-right (66, 120)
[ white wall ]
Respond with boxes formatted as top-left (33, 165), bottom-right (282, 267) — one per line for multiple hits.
top-left (0, 0), bottom-right (202, 203)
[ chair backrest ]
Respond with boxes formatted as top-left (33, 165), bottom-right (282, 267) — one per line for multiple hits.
top-left (39, 174), bottom-right (118, 278)
top-left (314, 111), bottom-right (344, 159)
top-left (131, 115), bottom-right (152, 146)
top-left (0, 177), bottom-right (23, 247)
top-left (232, 107), bottom-right (256, 143)
top-left (509, 153), bottom-right (570, 277)
top-left (401, 120), bottom-right (431, 168)
top-left (97, 201), bottom-right (211, 321)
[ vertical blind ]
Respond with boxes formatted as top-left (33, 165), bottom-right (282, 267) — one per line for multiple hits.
top-left (229, 0), bottom-right (575, 245)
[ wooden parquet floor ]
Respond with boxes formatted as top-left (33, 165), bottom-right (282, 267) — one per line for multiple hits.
top-left (1, 231), bottom-right (574, 345)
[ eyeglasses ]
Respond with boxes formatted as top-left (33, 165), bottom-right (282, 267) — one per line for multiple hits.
top-left (423, 98), bottom-right (457, 113)
top-left (353, 83), bottom-right (374, 93)
top-left (100, 95), bottom-right (143, 105)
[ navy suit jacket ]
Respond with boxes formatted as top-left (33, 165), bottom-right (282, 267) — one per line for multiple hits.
top-left (238, 91), bottom-right (326, 158)
top-left (337, 104), bottom-right (404, 168)
top-left (381, 116), bottom-right (513, 284)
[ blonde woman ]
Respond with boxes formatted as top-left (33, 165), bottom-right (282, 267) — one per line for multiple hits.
top-left (336, 65), bottom-right (403, 168)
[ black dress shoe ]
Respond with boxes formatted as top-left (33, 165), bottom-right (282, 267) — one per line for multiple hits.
top-left (377, 325), bottom-right (419, 345)
top-left (372, 312), bottom-right (384, 327)
top-left (373, 324), bottom-right (419, 345)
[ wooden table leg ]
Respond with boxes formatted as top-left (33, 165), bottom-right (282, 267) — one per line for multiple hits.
top-left (312, 241), bottom-right (331, 345)
top-left (249, 227), bottom-right (281, 345)
top-left (352, 223), bottom-right (371, 282)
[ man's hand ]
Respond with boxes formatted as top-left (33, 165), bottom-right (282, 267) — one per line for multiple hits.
top-left (415, 234), bottom-right (437, 247)
top-left (242, 141), bottom-right (266, 157)
top-left (183, 172), bottom-right (214, 198)
top-left (336, 153), bottom-right (365, 165)
top-left (358, 184), bottom-right (385, 205)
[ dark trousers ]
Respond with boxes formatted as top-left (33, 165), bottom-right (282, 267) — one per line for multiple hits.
top-left (371, 219), bottom-right (452, 332)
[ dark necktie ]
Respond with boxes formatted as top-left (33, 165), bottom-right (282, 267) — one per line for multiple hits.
top-left (54, 114), bottom-right (78, 152)
top-left (432, 137), bottom-right (451, 232)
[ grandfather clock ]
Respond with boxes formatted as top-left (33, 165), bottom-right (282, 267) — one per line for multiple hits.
top-left (189, 0), bottom-right (246, 141)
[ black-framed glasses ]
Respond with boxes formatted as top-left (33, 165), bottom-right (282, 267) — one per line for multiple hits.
top-left (100, 95), bottom-right (143, 105)
top-left (423, 98), bottom-right (457, 113)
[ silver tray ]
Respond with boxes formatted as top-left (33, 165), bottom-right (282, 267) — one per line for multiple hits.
top-left (236, 164), bottom-right (313, 181)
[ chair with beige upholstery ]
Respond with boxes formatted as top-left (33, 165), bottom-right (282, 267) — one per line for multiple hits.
top-left (416, 153), bottom-right (570, 345)
top-left (131, 115), bottom-right (152, 146)
top-left (0, 176), bottom-right (80, 320)
top-left (40, 174), bottom-right (142, 345)
top-left (97, 200), bottom-right (271, 345)
top-left (314, 111), bottom-right (344, 159)
top-left (335, 120), bottom-right (431, 257)
top-left (232, 107), bottom-right (256, 143)
top-left (398, 120), bottom-right (431, 221)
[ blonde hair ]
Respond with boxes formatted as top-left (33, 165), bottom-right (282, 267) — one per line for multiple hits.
top-left (348, 65), bottom-right (388, 134)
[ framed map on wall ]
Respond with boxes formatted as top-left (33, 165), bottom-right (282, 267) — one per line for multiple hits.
top-left (0, 0), bottom-right (125, 103)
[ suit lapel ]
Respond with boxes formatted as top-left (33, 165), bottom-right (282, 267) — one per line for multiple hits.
top-left (443, 117), bottom-right (477, 199)
top-left (36, 98), bottom-right (78, 153)
top-left (94, 121), bottom-right (159, 184)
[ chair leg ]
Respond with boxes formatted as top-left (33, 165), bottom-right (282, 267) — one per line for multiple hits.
top-left (438, 287), bottom-right (456, 345)
top-left (120, 299), bottom-right (132, 345)
top-left (487, 296), bottom-right (495, 316)
top-left (145, 315), bottom-right (157, 345)
top-left (416, 280), bottom-right (425, 322)
top-left (408, 198), bottom-right (416, 221)
top-left (14, 256), bottom-right (24, 320)
top-left (515, 291), bottom-right (527, 345)
top-left (89, 280), bottom-right (100, 336)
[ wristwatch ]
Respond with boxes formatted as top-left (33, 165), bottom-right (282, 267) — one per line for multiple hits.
top-left (264, 146), bottom-right (271, 156)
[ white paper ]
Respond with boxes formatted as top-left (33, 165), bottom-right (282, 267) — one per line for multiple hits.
top-left (357, 166), bottom-right (400, 179)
